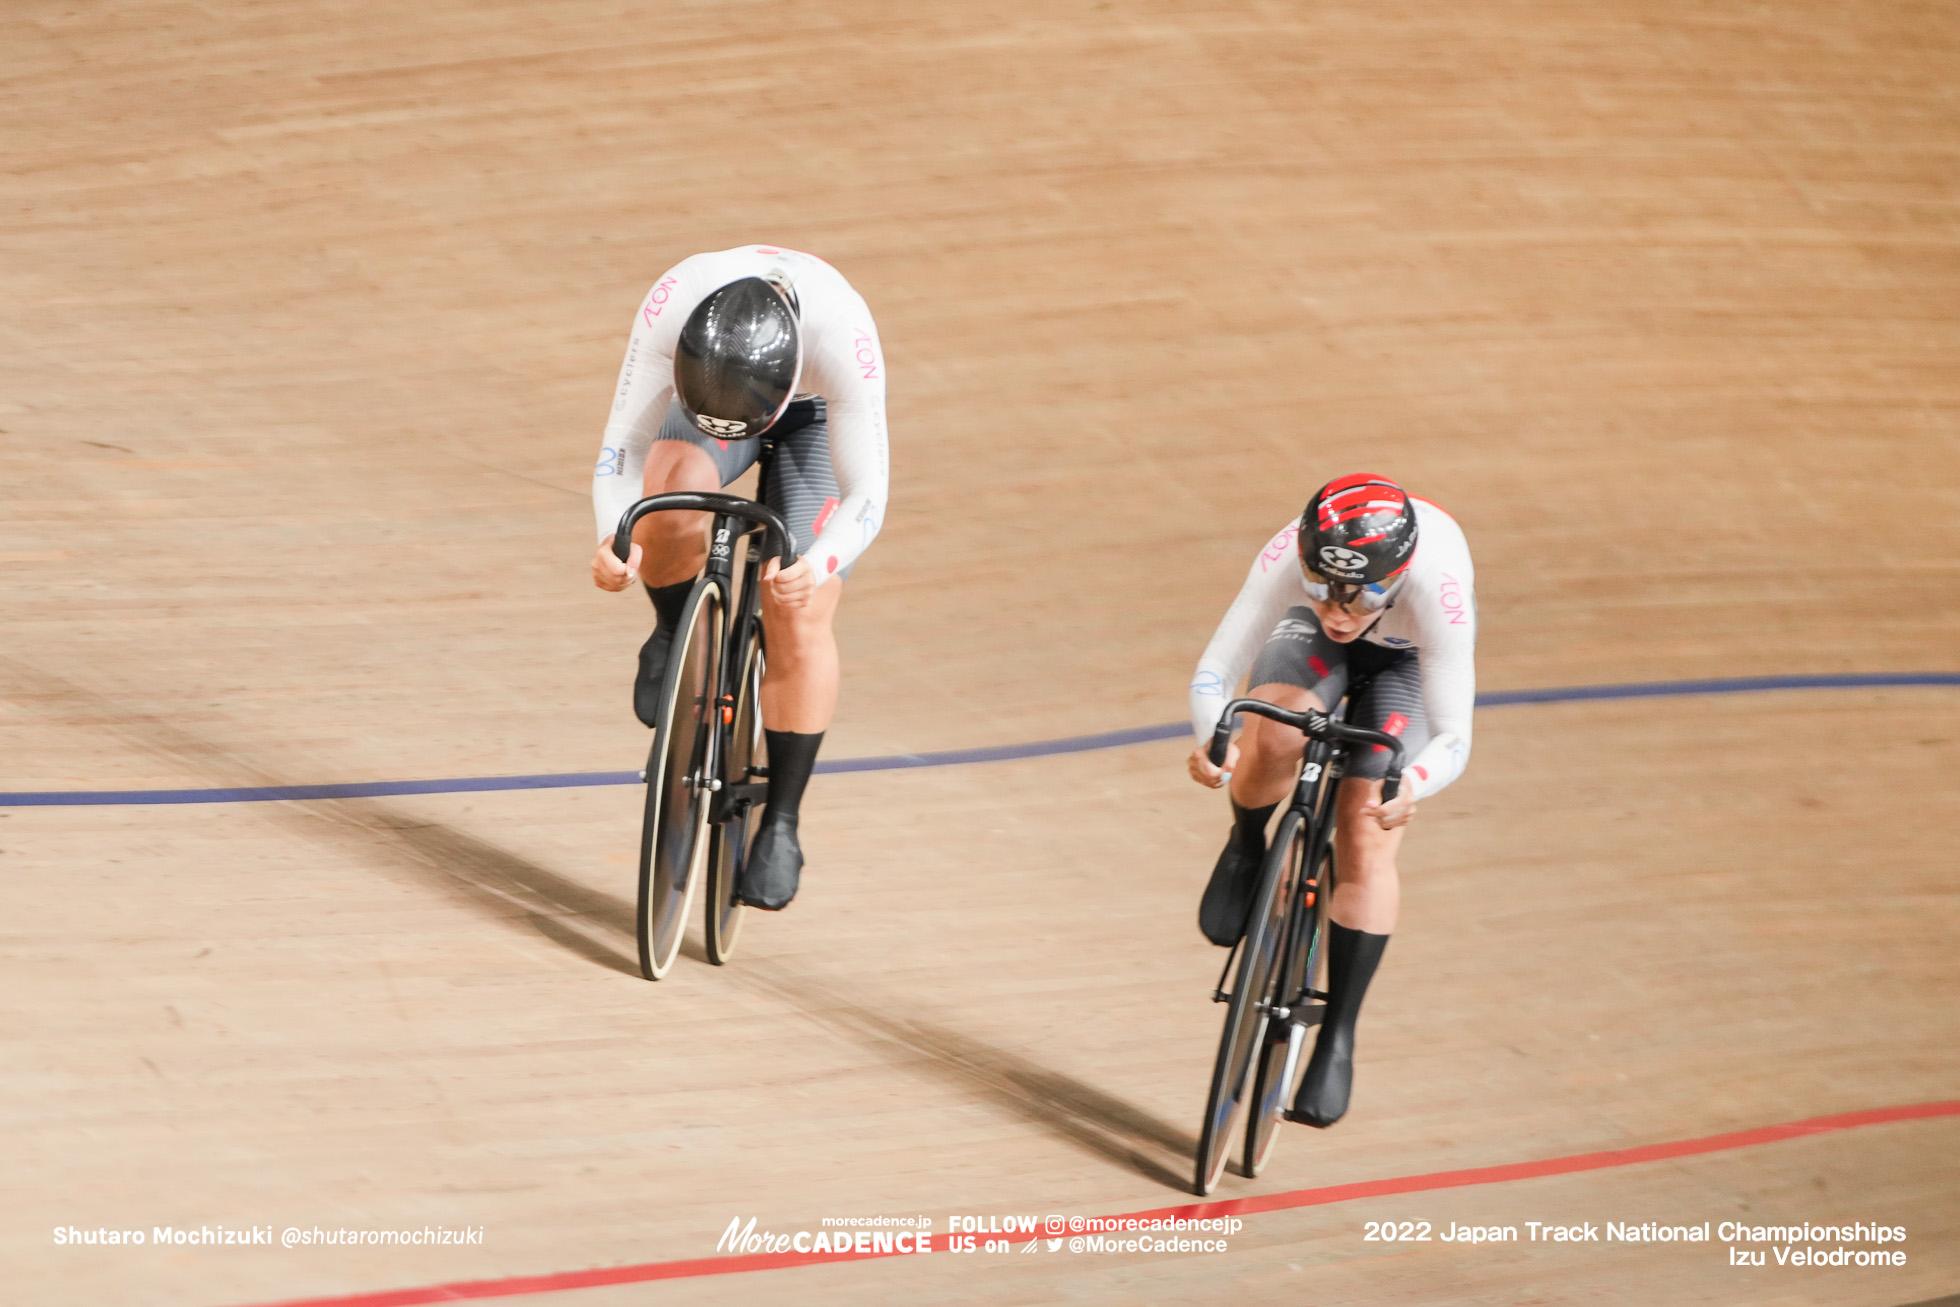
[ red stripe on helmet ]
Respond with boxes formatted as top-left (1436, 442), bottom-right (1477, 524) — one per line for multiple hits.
top-left (1315, 474), bottom-right (1409, 529)
top-left (1322, 472), bottom-right (1392, 495)
top-left (1327, 487), bottom-right (1398, 504)
top-left (1323, 505), bottom-right (1402, 527)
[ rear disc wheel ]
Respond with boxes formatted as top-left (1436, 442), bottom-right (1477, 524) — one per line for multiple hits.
top-left (705, 636), bottom-right (763, 965)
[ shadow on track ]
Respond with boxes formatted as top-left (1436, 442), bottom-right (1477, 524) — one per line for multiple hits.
top-left (367, 812), bottom-right (641, 979)
top-left (745, 961), bottom-right (1198, 1191)
top-left (5, 656), bottom-right (1192, 1184)
top-left (0, 657), bottom-right (642, 978)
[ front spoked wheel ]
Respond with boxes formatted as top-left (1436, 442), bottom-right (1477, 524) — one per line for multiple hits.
top-left (1245, 837), bottom-right (1333, 1176)
top-left (1195, 809), bottom-right (1304, 1195)
top-left (636, 579), bottom-right (723, 981)
top-left (705, 633), bottom-right (763, 965)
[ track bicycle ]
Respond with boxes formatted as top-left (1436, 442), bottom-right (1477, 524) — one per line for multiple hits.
top-left (610, 463), bottom-right (796, 981)
top-left (1192, 692), bottom-right (1406, 1195)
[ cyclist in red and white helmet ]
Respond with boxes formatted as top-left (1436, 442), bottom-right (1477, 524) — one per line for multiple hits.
top-left (1187, 473), bottom-right (1477, 1128)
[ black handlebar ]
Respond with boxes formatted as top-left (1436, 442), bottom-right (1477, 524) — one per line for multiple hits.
top-left (611, 493), bottom-right (798, 571)
top-left (1207, 697), bottom-right (1408, 803)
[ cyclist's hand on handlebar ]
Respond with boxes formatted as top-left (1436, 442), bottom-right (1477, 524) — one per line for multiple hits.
top-left (1360, 781), bottom-right (1418, 831)
top-left (1188, 741), bottom-right (1238, 789)
top-left (592, 535), bottom-right (641, 592)
top-left (762, 555), bottom-right (818, 609)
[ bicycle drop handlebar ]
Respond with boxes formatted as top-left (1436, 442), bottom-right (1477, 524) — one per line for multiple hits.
top-left (611, 493), bottom-right (799, 572)
top-left (1207, 697), bottom-right (1409, 803)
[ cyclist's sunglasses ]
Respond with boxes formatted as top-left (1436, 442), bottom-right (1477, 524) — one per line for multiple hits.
top-left (1300, 563), bottom-right (1406, 613)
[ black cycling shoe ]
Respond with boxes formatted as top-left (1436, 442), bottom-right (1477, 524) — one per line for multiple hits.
top-left (632, 624), bottom-right (675, 728)
top-left (1285, 1025), bottom-right (1355, 1127)
top-left (738, 816), bottom-right (803, 910)
top-left (1198, 839), bottom-right (1263, 947)
top-left (1283, 924), bottom-right (1389, 1127)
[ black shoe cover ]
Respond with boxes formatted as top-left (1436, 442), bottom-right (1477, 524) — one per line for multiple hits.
top-left (1285, 924), bottom-right (1389, 1127)
top-left (1286, 1024), bottom-right (1355, 1127)
top-left (738, 817), bottom-right (803, 910)
top-left (632, 625), bottom-right (676, 728)
top-left (1198, 840), bottom-right (1262, 947)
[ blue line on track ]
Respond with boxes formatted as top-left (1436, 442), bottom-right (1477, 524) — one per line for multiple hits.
top-left (4, 672), bottom-right (1955, 808)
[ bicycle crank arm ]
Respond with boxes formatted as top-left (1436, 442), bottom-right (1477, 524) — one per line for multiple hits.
top-left (1210, 936), bottom-right (1243, 1003)
top-left (708, 782), bottom-right (770, 824)
top-left (1278, 1020), bottom-right (1308, 1094)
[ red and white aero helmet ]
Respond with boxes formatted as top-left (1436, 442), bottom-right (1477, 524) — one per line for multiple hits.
top-left (1298, 473), bottom-right (1419, 601)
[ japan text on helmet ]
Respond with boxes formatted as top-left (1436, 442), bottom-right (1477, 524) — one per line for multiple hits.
top-left (673, 277), bottom-right (802, 440)
top-left (1298, 474), bottom-right (1419, 608)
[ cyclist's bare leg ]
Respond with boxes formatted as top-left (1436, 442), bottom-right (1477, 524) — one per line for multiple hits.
top-left (758, 576), bottom-right (842, 733)
top-left (629, 442), bottom-right (719, 585)
top-left (1330, 778), bottom-right (1404, 933)
top-left (737, 573), bottom-right (842, 909)
top-left (1226, 681), bottom-right (1323, 810)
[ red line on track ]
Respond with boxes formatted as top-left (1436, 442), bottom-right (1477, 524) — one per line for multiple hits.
top-left (245, 1099), bottom-right (1959, 1307)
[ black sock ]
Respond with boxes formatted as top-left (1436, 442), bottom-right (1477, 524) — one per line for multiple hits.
top-left (1320, 923), bottom-right (1390, 1040)
top-left (645, 580), bottom-right (693, 634)
top-left (761, 729), bottom-right (824, 826)
top-left (1231, 800), bottom-right (1277, 855)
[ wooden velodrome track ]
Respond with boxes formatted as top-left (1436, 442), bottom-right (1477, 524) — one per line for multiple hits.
top-left (4, 1), bottom-right (1957, 1303)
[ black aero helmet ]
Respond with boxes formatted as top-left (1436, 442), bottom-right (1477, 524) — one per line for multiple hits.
top-left (1299, 473), bottom-right (1419, 603)
top-left (673, 276), bottom-right (802, 440)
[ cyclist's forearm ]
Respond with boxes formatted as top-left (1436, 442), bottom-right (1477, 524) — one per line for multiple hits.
top-left (1189, 656), bottom-right (1240, 739)
top-left (1408, 623), bottom-right (1475, 800)
top-left (802, 403), bottom-right (888, 574)
top-left (1402, 732), bottom-right (1470, 801)
top-left (592, 408), bottom-right (663, 539)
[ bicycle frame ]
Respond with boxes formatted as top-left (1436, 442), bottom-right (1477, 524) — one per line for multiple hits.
top-left (610, 446), bottom-right (799, 822)
top-left (1207, 692), bottom-right (1407, 1031)
top-left (1196, 687), bottom-right (1409, 1179)
top-left (1260, 728), bottom-right (1344, 1092)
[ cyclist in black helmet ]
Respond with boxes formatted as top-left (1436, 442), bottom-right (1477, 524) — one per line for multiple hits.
top-left (1187, 474), bottom-right (1478, 1127)
top-left (590, 246), bottom-right (891, 911)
